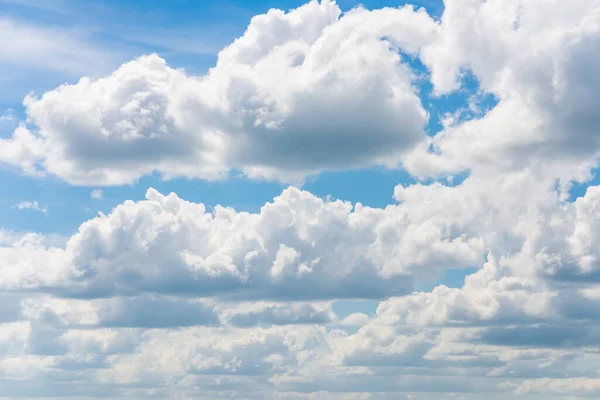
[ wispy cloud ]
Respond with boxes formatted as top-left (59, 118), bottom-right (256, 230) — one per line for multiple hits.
top-left (13, 200), bottom-right (47, 213)
top-left (0, 18), bottom-right (122, 76)
top-left (0, 108), bottom-right (15, 122)
top-left (90, 189), bottom-right (103, 199)
top-left (0, 16), bottom-right (133, 104)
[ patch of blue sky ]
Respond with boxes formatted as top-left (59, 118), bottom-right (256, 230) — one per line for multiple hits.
top-left (418, 266), bottom-right (479, 292)
top-left (569, 171), bottom-right (600, 202)
top-left (406, 57), bottom-right (500, 136)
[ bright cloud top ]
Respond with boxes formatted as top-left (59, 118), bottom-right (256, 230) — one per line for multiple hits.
top-left (1, 0), bottom-right (598, 187)
top-left (0, 1), bottom-right (436, 185)
top-left (1, 0), bottom-right (600, 399)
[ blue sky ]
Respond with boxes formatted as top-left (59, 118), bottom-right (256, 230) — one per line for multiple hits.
top-left (1, 0), bottom-right (600, 398)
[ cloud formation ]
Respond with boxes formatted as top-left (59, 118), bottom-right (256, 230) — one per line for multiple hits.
top-left (1, 166), bottom-right (600, 397)
top-left (1, 184), bottom-right (487, 299)
top-left (0, 1), bottom-right (437, 185)
top-left (407, 0), bottom-right (600, 179)
top-left (1, 0), bottom-right (600, 399)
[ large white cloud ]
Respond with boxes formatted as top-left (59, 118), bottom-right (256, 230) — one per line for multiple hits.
top-left (328, 181), bottom-right (600, 397)
top-left (1, 151), bottom-right (596, 399)
top-left (3, 0), bottom-right (598, 186)
top-left (0, 183), bottom-right (490, 299)
top-left (0, 1), bottom-right (437, 185)
top-left (408, 0), bottom-right (600, 178)
top-left (1, 167), bottom-right (600, 397)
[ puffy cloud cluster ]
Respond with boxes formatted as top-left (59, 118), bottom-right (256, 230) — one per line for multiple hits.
top-left (0, 0), bottom-right (437, 185)
top-left (0, 184), bottom-right (490, 298)
top-left (407, 0), bottom-right (600, 178)
top-left (3, 0), bottom-right (599, 186)
top-left (2, 0), bottom-right (600, 398)
top-left (2, 167), bottom-right (600, 398)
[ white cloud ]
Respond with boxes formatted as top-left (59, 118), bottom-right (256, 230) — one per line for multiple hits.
top-left (2, 0), bottom-right (598, 186)
top-left (0, 1), bottom-right (438, 185)
top-left (515, 378), bottom-right (600, 396)
top-left (218, 301), bottom-right (335, 327)
top-left (0, 126), bottom-right (46, 176)
top-left (0, 166), bottom-right (598, 397)
top-left (0, 184), bottom-right (489, 298)
top-left (407, 0), bottom-right (600, 178)
top-left (90, 189), bottom-right (103, 199)
top-left (12, 200), bottom-right (46, 213)
top-left (0, 179), bottom-right (596, 395)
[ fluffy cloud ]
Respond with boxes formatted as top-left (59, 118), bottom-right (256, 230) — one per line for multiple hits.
top-left (0, 183), bottom-right (490, 299)
top-left (408, 0), bottom-right (600, 178)
top-left (0, 109), bottom-right (15, 122)
top-left (0, 1), bottom-right (437, 185)
top-left (4, 0), bottom-right (598, 186)
top-left (90, 189), bottom-right (103, 199)
top-left (330, 184), bottom-right (600, 395)
top-left (1, 167), bottom-right (599, 397)
top-left (1, 151), bottom-right (596, 398)
top-left (2, 0), bottom-right (600, 398)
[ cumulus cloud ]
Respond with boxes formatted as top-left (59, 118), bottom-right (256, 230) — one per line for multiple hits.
top-left (0, 109), bottom-right (15, 122)
top-left (1, 183), bottom-right (490, 299)
top-left (515, 378), bottom-right (600, 396)
top-left (2, 166), bottom-right (600, 397)
top-left (332, 179), bottom-right (600, 393)
top-left (340, 312), bottom-right (370, 326)
top-left (221, 301), bottom-right (335, 327)
top-left (2, 150), bottom-right (598, 398)
top-left (2, 0), bottom-right (598, 187)
top-left (21, 296), bottom-right (219, 328)
top-left (407, 0), bottom-right (600, 178)
top-left (0, 1), bottom-right (437, 185)
top-left (1, 0), bottom-right (600, 398)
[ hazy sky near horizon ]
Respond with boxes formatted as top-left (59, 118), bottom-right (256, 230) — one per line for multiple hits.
top-left (1, 0), bottom-right (600, 398)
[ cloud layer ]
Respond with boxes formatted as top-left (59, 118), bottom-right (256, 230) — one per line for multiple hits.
top-left (2, 0), bottom-right (600, 399)
top-left (3, 167), bottom-right (600, 398)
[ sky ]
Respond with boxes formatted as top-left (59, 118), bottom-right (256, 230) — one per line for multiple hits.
top-left (0, 0), bottom-right (600, 398)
